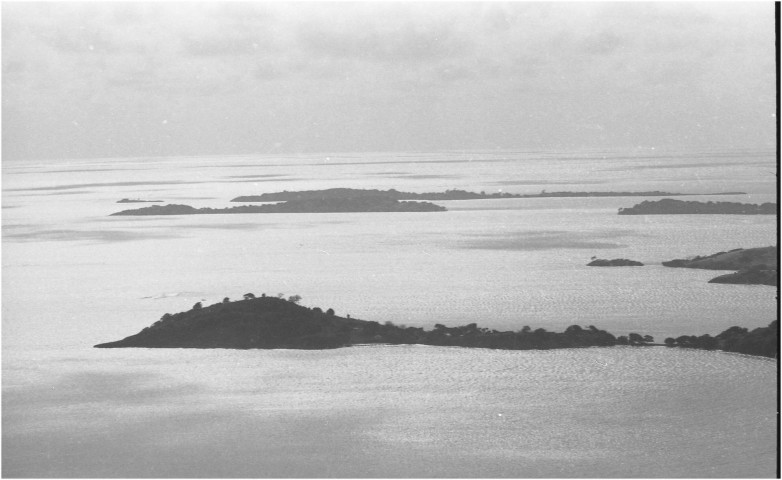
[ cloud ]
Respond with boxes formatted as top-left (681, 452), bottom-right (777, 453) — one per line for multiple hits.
top-left (580, 31), bottom-right (627, 56)
top-left (297, 22), bottom-right (470, 64)
top-left (4, 2), bottom-right (770, 95)
top-left (39, 25), bottom-right (121, 54)
top-left (184, 32), bottom-right (264, 57)
top-left (1, 2), bottom-right (775, 160)
top-left (179, 5), bottom-right (278, 57)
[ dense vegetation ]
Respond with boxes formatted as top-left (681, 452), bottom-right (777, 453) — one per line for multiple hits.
top-left (111, 197), bottom-right (446, 216)
top-left (662, 246), bottom-right (777, 286)
top-left (664, 321), bottom-right (778, 358)
top-left (618, 198), bottom-right (776, 215)
top-left (587, 258), bottom-right (644, 267)
top-left (95, 294), bottom-right (656, 351)
top-left (230, 188), bottom-right (733, 203)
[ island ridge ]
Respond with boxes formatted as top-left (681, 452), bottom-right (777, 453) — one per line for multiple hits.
top-left (231, 188), bottom-right (746, 203)
top-left (111, 197), bottom-right (446, 216)
top-left (618, 198), bottom-right (776, 215)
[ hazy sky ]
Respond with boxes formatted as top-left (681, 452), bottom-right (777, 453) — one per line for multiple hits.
top-left (2, 2), bottom-right (776, 161)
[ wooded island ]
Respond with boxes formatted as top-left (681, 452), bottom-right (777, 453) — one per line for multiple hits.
top-left (95, 294), bottom-right (776, 358)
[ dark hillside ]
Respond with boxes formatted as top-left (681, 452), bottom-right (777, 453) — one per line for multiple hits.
top-left (95, 295), bottom-right (626, 351)
top-left (95, 296), bottom-right (360, 349)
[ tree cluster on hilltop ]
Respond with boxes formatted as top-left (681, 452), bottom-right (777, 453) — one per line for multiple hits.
top-left (112, 295), bottom-right (350, 349)
top-left (95, 295), bottom-right (650, 351)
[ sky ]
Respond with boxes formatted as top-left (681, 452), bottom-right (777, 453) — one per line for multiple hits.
top-left (1, 2), bottom-right (777, 161)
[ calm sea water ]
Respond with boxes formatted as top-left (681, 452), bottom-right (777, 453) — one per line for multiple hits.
top-left (2, 148), bottom-right (778, 477)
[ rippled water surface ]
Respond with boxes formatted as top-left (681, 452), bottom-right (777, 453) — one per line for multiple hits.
top-left (3, 346), bottom-right (777, 478)
top-left (2, 149), bottom-right (778, 477)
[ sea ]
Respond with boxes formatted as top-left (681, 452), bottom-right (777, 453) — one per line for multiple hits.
top-left (2, 147), bottom-right (778, 477)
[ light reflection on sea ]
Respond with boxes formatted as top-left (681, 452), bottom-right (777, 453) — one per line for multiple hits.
top-left (2, 345), bottom-right (777, 478)
top-left (2, 149), bottom-right (778, 477)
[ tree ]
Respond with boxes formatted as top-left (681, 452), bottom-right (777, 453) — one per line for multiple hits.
top-left (696, 334), bottom-right (717, 350)
top-left (716, 326), bottom-right (748, 339)
top-left (326, 308), bottom-right (335, 316)
top-left (192, 302), bottom-right (202, 310)
top-left (363, 321), bottom-right (381, 336)
top-left (664, 337), bottom-right (676, 347)
top-left (628, 333), bottom-right (644, 345)
top-left (288, 295), bottom-right (302, 304)
top-left (675, 335), bottom-right (694, 347)
top-left (243, 293), bottom-right (255, 300)
top-left (642, 335), bottom-right (654, 344)
top-left (521, 326), bottom-right (531, 333)
top-left (223, 297), bottom-right (230, 303)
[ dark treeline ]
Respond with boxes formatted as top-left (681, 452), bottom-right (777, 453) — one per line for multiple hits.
top-left (618, 198), bottom-right (776, 215)
top-left (358, 322), bottom-right (628, 350)
top-left (95, 294), bottom-right (657, 351)
top-left (663, 321), bottom-right (778, 358)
